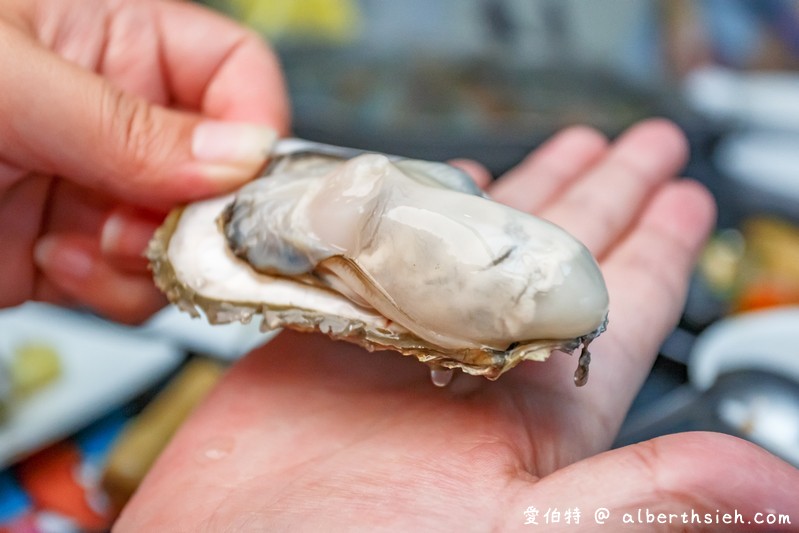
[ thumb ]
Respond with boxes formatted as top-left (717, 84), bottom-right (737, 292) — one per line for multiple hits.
top-left (506, 432), bottom-right (798, 531)
top-left (0, 25), bottom-right (277, 205)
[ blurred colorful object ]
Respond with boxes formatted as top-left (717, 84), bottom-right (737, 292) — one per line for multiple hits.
top-left (0, 343), bottom-right (61, 430)
top-left (0, 362), bottom-right (9, 425)
top-left (102, 358), bottom-right (225, 513)
top-left (0, 303), bottom-right (183, 468)
top-left (699, 217), bottom-right (799, 313)
top-left (9, 343), bottom-right (61, 399)
top-left (699, 227), bottom-right (746, 297)
top-left (0, 356), bottom-right (226, 532)
top-left (0, 469), bottom-right (32, 532)
top-left (734, 217), bottom-right (799, 312)
top-left (18, 443), bottom-right (108, 531)
top-left (0, 413), bottom-right (127, 533)
top-left (203, 0), bottom-right (361, 42)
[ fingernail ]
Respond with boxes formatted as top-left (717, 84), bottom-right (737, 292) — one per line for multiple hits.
top-left (192, 121), bottom-right (277, 167)
top-left (34, 237), bottom-right (93, 279)
top-left (101, 211), bottom-right (160, 258)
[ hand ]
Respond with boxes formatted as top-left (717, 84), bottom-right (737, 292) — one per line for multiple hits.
top-left (0, 0), bottom-right (289, 322)
top-left (116, 120), bottom-right (799, 531)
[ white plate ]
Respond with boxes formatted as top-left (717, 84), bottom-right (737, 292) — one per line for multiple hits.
top-left (141, 305), bottom-right (275, 362)
top-left (689, 306), bottom-right (799, 390)
top-left (684, 66), bottom-right (799, 130)
top-left (0, 303), bottom-right (183, 467)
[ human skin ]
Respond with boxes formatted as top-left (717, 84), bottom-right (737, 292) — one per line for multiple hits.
top-left (116, 122), bottom-right (799, 531)
top-left (0, 0), bottom-right (289, 322)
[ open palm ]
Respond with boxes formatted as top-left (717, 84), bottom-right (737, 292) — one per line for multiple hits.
top-left (117, 121), bottom-right (798, 532)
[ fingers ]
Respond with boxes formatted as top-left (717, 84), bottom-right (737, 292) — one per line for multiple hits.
top-left (447, 158), bottom-right (494, 190)
top-left (43, 182), bottom-right (157, 272)
top-left (0, 4), bottom-right (283, 207)
top-left (32, 277), bottom-right (72, 309)
top-left (504, 180), bottom-right (714, 451)
top-left (0, 159), bottom-right (26, 189)
top-left (34, 233), bottom-right (166, 323)
top-left (488, 126), bottom-right (609, 212)
top-left (497, 121), bottom-right (697, 422)
top-left (100, 208), bottom-right (164, 272)
top-left (489, 120), bottom-right (688, 260)
top-left (45, 179), bottom-right (112, 235)
top-left (154, 1), bottom-right (290, 128)
top-left (540, 119), bottom-right (690, 258)
top-left (584, 180), bottom-right (715, 428)
top-left (0, 173), bottom-right (50, 308)
top-left (603, 180), bottom-right (716, 348)
top-left (505, 432), bottom-right (799, 531)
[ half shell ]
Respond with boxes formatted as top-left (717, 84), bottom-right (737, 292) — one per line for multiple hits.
top-left (148, 148), bottom-right (608, 383)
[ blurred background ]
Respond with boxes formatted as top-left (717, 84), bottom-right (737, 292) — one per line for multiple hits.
top-left (3, 1), bottom-right (799, 530)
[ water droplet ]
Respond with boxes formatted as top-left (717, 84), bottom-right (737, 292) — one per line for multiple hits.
top-left (430, 366), bottom-right (454, 387)
top-left (195, 436), bottom-right (235, 464)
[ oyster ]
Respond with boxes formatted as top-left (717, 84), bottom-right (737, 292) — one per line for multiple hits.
top-left (148, 145), bottom-right (609, 385)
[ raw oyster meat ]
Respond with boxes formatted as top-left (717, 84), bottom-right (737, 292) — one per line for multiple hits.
top-left (148, 147), bottom-right (609, 384)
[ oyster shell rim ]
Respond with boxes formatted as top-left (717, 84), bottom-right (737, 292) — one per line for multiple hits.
top-left (147, 206), bottom-right (608, 380)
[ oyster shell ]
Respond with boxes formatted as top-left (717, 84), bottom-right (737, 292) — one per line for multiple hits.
top-left (148, 147), bottom-right (609, 384)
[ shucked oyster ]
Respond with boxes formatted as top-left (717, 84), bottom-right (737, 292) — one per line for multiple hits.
top-left (148, 143), bottom-right (609, 385)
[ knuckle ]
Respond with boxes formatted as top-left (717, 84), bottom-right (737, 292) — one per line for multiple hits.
top-left (99, 86), bottom-right (157, 184)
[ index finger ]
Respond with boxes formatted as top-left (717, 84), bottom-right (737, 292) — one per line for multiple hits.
top-left (153, 1), bottom-right (290, 129)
